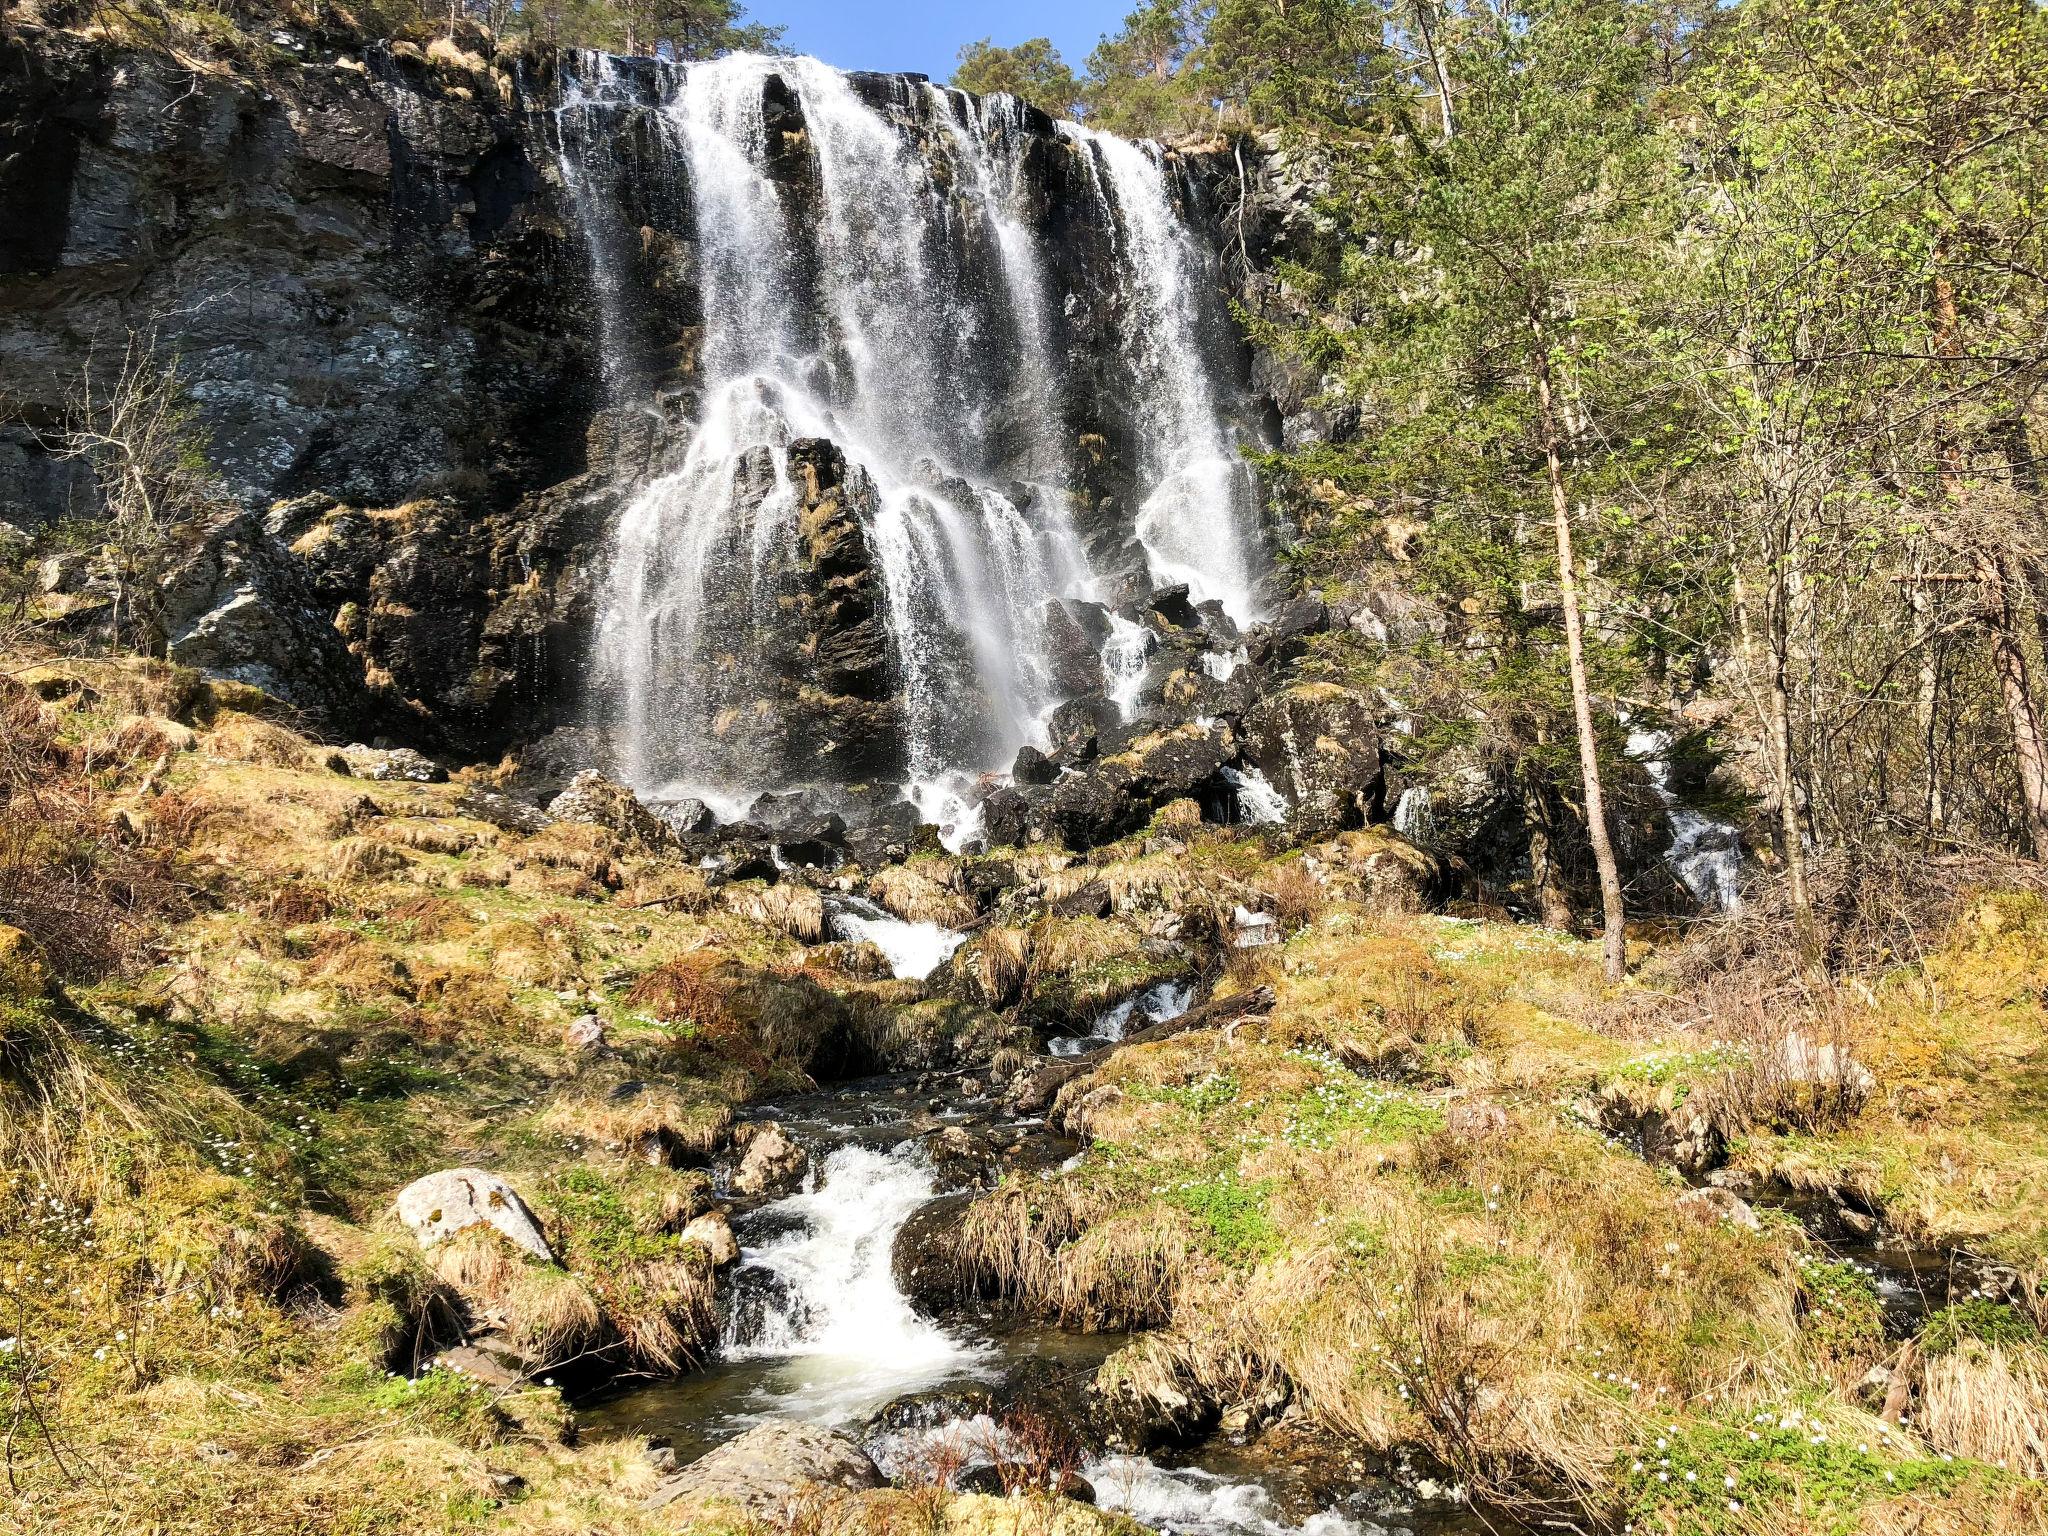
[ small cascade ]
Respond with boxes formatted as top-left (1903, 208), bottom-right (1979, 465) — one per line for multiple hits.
top-left (722, 1142), bottom-right (985, 1424)
top-left (1625, 729), bottom-right (1744, 911)
top-left (830, 896), bottom-right (967, 980)
top-left (1390, 786), bottom-right (1432, 842)
top-left (1050, 979), bottom-right (1193, 1057)
top-left (1222, 765), bottom-right (1289, 827)
top-left (1201, 646), bottom-right (1249, 682)
top-left (1103, 613), bottom-right (1155, 717)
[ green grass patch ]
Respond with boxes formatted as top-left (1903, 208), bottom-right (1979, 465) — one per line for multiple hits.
top-left (1617, 1407), bottom-right (1984, 1535)
top-left (1280, 1047), bottom-right (1443, 1149)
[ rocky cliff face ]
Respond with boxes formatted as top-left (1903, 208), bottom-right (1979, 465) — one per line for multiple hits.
top-left (0, 28), bottom-right (1314, 766)
top-left (1, 28), bottom-right (610, 749)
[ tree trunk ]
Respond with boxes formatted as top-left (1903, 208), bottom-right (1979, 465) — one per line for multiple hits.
top-left (1530, 329), bottom-right (1626, 982)
top-left (1974, 550), bottom-right (2048, 852)
top-left (1732, 557), bottom-right (1812, 931)
top-left (1908, 560), bottom-right (1946, 837)
top-left (1414, 1), bottom-right (1455, 142)
top-left (1930, 263), bottom-right (2048, 854)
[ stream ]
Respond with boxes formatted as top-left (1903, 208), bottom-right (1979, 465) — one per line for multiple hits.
top-left (582, 949), bottom-right (1485, 1535)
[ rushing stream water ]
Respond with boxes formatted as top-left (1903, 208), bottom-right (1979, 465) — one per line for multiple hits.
top-left (581, 989), bottom-right (1486, 1536)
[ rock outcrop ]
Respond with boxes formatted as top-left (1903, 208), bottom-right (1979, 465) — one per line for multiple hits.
top-left (644, 1421), bottom-right (881, 1518)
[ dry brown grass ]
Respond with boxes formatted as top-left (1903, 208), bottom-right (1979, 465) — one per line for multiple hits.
top-left (1920, 1341), bottom-right (2048, 1477)
top-left (869, 860), bottom-right (977, 928)
top-left (202, 712), bottom-right (317, 768)
top-left (536, 1085), bottom-right (733, 1167)
top-left (0, 678), bottom-right (193, 978)
top-left (953, 926), bottom-right (1031, 1007)
top-left (725, 881), bottom-right (825, 942)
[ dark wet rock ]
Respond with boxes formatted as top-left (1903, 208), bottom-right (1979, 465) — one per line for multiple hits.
top-left (861, 1386), bottom-right (999, 1443)
top-left (922, 1125), bottom-right (999, 1190)
top-left (1138, 584), bottom-right (1201, 630)
top-left (650, 797), bottom-right (717, 836)
top-left (841, 796), bottom-right (926, 867)
top-left (456, 788), bottom-right (553, 834)
top-left (1012, 744), bottom-right (1059, 786)
top-left (1246, 595), bottom-right (1329, 670)
top-left (892, 1191), bottom-right (977, 1309)
top-left (1242, 684), bottom-right (1382, 837)
top-left (1047, 694), bottom-right (1121, 758)
top-left (1042, 600), bottom-right (1109, 697)
top-left (644, 1421), bottom-right (882, 1516)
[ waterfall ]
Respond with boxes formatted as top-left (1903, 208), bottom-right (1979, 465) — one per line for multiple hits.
top-left (560, 53), bottom-right (1265, 819)
top-left (1625, 728), bottom-right (1744, 911)
top-left (1062, 124), bottom-right (1263, 627)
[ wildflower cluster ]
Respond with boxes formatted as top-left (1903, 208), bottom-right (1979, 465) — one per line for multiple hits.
top-left (1617, 1405), bottom-right (1975, 1532)
top-left (1608, 1044), bottom-right (1752, 1102)
top-left (1280, 1047), bottom-right (1442, 1150)
top-left (1131, 1069), bottom-right (1240, 1115)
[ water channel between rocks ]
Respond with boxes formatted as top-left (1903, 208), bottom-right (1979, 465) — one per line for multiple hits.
top-left (579, 934), bottom-right (1969, 1536)
top-left (580, 1003), bottom-right (1487, 1536)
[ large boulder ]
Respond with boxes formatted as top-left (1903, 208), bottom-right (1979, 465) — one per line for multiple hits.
top-left (892, 1191), bottom-right (976, 1308)
top-left (645, 1421), bottom-right (881, 1517)
top-left (1242, 684), bottom-right (1382, 836)
top-left (394, 1169), bottom-right (554, 1262)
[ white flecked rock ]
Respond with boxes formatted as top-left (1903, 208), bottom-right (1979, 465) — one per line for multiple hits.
top-left (395, 1168), bottom-right (553, 1262)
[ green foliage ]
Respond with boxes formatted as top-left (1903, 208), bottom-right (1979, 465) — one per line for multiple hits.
top-left (547, 1167), bottom-right (685, 1270)
top-left (1617, 1406), bottom-right (1983, 1534)
top-left (1279, 1048), bottom-right (1443, 1149)
top-left (1794, 1253), bottom-right (1888, 1361)
top-left (951, 37), bottom-right (1083, 118)
top-left (1920, 1298), bottom-right (2040, 1356)
top-left (1159, 1169), bottom-right (1280, 1265)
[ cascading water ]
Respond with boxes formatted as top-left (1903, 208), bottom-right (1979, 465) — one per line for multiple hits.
top-left (1050, 979), bottom-right (1194, 1057)
top-left (1063, 123), bottom-right (1263, 628)
top-left (1626, 728), bottom-right (1744, 911)
top-left (721, 1142), bottom-right (984, 1422)
top-left (559, 53), bottom-right (1266, 821)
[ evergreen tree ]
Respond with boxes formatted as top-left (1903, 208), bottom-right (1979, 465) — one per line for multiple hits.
top-left (1281, 0), bottom-right (1694, 971)
top-left (950, 37), bottom-right (1085, 118)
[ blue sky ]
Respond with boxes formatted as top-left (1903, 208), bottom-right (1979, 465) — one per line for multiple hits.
top-left (757, 0), bottom-right (1124, 82)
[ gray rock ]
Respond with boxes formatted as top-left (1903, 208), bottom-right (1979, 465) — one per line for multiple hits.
top-left (679, 1209), bottom-right (740, 1268)
top-left (342, 744), bottom-right (446, 782)
top-left (548, 770), bottom-right (678, 852)
top-left (732, 1123), bottom-right (808, 1199)
top-left (564, 1013), bottom-right (608, 1051)
top-left (394, 1168), bottom-right (553, 1262)
top-left (644, 1421), bottom-right (881, 1516)
top-left (1242, 684), bottom-right (1382, 838)
top-left (1675, 1185), bottom-right (1760, 1232)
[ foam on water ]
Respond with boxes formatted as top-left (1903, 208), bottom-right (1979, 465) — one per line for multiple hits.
top-left (1087, 1456), bottom-right (1386, 1536)
top-left (831, 897), bottom-right (967, 980)
top-left (723, 1143), bottom-right (986, 1420)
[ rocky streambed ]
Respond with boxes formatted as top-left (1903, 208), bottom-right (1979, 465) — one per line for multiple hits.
top-left (578, 1007), bottom-right (1489, 1536)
